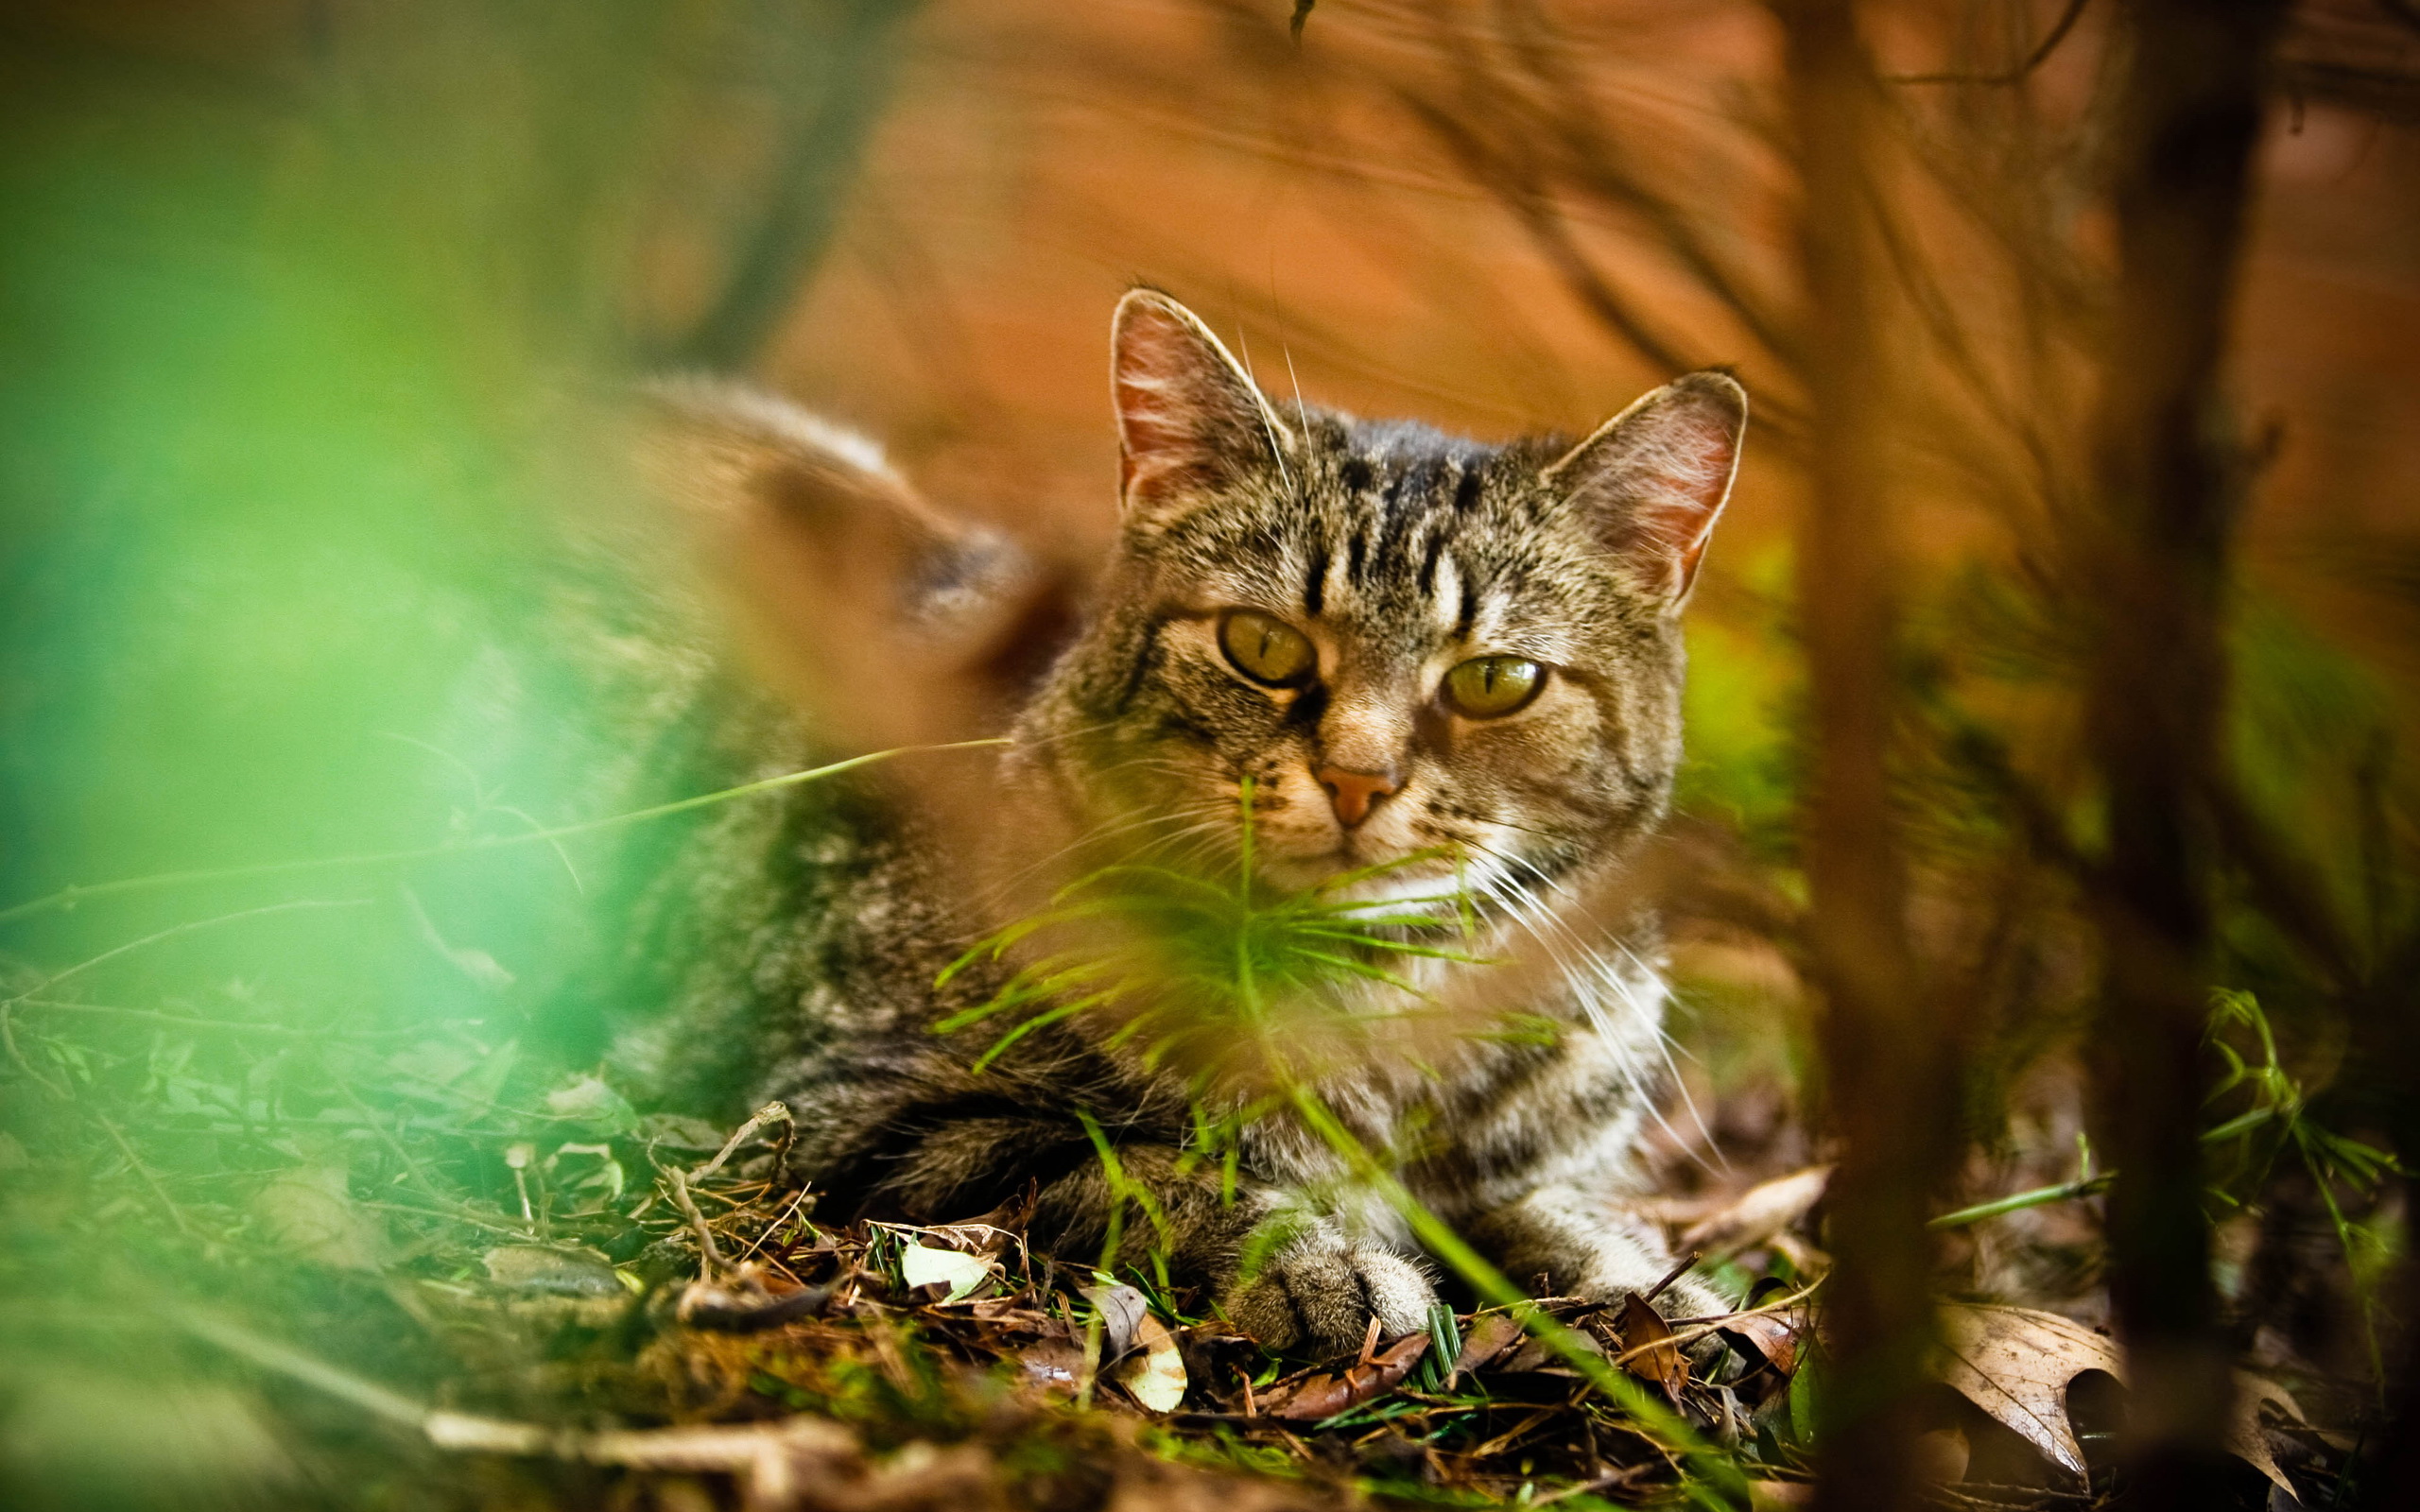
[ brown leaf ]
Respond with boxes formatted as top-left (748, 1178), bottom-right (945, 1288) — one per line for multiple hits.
top-left (1616, 1292), bottom-right (1687, 1400)
top-left (1498, 1324), bottom-right (1606, 1376)
top-left (1268, 1332), bottom-right (1430, 1421)
top-left (1715, 1310), bottom-right (1802, 1378)
top-left (1451, 1312), bottom-right (1527, 1382)
top-left (1932, 1304), bottom-right (2117, 1476)
top-left (1932, 1302), bottom-right (2303, 1490)
top-left (1018, 1340), bottom-right (1084, 1396)
top-left (1679, 1165), bottom-right (1832, 1261)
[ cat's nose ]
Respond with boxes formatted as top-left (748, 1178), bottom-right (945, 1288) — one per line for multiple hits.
top-left (1316, 765), bottom-right (1399, 828)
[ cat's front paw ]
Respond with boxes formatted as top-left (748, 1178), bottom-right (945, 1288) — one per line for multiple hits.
top-left (1225, 1231), bottom-right (1437, 1357)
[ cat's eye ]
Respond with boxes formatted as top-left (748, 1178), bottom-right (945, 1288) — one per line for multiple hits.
top-left (1219, 609), bottom-right (1317, 688)
top-left (1442, 656), bottom-right (1544, 718)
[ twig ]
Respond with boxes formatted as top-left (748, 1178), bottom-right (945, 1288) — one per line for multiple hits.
top-left (171, 1307), bottom-right (863, 1487)
top-left (12, 998), bottom-right (418, 1040)
top-left (1642, 1249), bottom-right (1701, 1304)
top-left (336, 1079), bottom-right (454, 1209)
top-left (730, 1185), bottom-right (818, 1266)
top-left (1614, 1280), bottom-right (1823, 1371)
top-left (689, 1101), bottom-right (794, 1184)
top-left (94, 1111), bottom-right (195, 1236)
top-left (668, 1166), bottom-right (724, 1277)
top-left (0, 1004), bottom-right (72, 1098)
top-left (1, 899), bottom-right (372, 1007)
top-left (1887, 0), bottom-right (2093, 86)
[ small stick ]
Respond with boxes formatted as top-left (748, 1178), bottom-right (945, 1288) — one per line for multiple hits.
top-left (95, 1112), bottom-right (193, 1236)
top-left (729, 1184), bottom-right (816, 1266)
top-left (1607, 1279), bottom-right (1822, 1371)
top-left (1643, 1249), bottom-right (1702, 1304)
top-left (689, 1101), bottom-right (792, 1185)
top-left (666, 1167), bottom-right (722, 1277)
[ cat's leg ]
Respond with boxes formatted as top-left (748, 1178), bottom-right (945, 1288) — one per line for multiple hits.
top-left (1464, 1183), bottom-right (1729, 1321)
top-left (858, 1118), bottom-right (1437, 1355)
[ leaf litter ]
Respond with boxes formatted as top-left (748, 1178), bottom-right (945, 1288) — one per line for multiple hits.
top-left (0, 1005), bottom-right (2366, 1511)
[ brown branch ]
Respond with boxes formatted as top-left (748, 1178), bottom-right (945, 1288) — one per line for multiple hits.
top-left (2077, 2), bottom-right (2289, 1505)
top-left (1773, 6), bottom-right (1952, 1511)
top-left (1888, 0), bottom-right (2095, 86)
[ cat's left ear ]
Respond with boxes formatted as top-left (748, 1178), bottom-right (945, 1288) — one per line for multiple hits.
top-left (1544, 369), bottom-right (1747, 610)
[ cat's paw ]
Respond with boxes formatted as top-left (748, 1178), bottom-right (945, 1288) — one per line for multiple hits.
top-left (1226, 1232), bottom-right (1438, 1357)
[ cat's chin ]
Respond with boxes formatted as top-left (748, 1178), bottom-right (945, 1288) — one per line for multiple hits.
top-left (1256, 849), bottom-right (1466, 909)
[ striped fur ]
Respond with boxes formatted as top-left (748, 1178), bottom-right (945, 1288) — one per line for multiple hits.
top-left (617, 291), bottom-right (1747, 1354)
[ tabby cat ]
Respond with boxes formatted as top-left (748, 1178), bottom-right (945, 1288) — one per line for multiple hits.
top-left (619, 289), bottom-right (1747, 1352)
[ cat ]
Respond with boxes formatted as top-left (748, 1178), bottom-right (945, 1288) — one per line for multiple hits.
top-left (614, 288), bottom-right (1747, 1353)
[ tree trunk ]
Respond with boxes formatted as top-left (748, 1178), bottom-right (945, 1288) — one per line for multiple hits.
top-left (2082, 2), bottom-right (2286, 1504)
top-left (1775, 7), bottom-right (1953, 1511)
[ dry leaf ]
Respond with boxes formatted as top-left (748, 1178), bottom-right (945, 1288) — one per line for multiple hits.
top-left (900, 1242), bottom-right (992, 1303)
top-left (1680, 1166), bottom-right (1832, 1261)
top-left (483, 1246), bottom-right (621, 1298)
top-left (1452, 1312), bottom-right (1526, 1383)
top-left (1498, 1324), bottom-right (1604, 1376)
top-left (1268, 1332), bottom-right (1430, 1421)
top-left (1932, 1302), bottom-right (2303, 1490)
top-left (1617, 1292), bottom-right (1687, 1400)
top-left (1081, 1282), bottom-right (1147, 1363)
top-left (1716, 1310), bottom-right (1803, 1378)
top-left (1114, 1314), bottom-right (1188, 1412)
top-left (251, 1166), bottom-right (386, 1273)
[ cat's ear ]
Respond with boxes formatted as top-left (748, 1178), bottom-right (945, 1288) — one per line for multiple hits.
top-left (1544, 369), bottom-right (1747, 610)
top-left (637, 379), bottom-right (1076, 752)
top-left (1110, 288), bottom-right (1293, 521)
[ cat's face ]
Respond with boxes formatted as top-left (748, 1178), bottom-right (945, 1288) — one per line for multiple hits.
top-left (1017, 292), bottom-right (1745, 914)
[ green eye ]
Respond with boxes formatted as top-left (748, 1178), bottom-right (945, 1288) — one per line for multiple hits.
top-left (1443, 656), bottom-right (1544, 718)
top-left (1219, 609), bottom-right (1317, 687)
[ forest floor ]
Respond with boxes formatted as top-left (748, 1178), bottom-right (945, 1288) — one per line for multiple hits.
top-left (0, 988), bottom-right (2374, 1512)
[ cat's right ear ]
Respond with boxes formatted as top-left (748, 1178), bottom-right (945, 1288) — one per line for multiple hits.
top-left (1111, 289), bottom-right (1293, 523)
top-left (635, 379), bottom-right (1075, 753)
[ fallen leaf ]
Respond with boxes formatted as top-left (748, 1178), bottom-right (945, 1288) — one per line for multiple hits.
top-left (900, 1242), bottom-right (993, 1303)
top-left (1716, 1309), bottom-right (1804, 1378)
top-left (1451, 1312), bottom-right (1526, 1383)
top-left (1680, 1166), bottom-right (1832, 1261)
top-left (543, 1075), bottom-right (637, 1139)
top-left (1499, 1324), bottom-right (1606, 1375)
top-left (1269, 1332), bottom-right (1430, 1421)
top-left (2228, 1371), bottom-right (2309, 1493)
top-left (1616, 1292), bottom-right (1687, 1400)
top-left (1932, 1304), bottom-right (2115, 1477)
top-left (1081, 1282), bottom-right (1147, 1363)
top-left (1019, 1340), bottom-right (1085, 1396)
top-left (1114, 1314), bottom-right (1188, 1412)
top-left (1932, 1302), bottom-right (2304, 1491)
top-left (482, 1245), bottom-right (621, 1297)
top-left (251, 1166), bottom-right (386, 1272)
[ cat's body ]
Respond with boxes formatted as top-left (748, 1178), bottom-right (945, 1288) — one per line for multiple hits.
top-left (613, 291), bottom-right (1746, 1351)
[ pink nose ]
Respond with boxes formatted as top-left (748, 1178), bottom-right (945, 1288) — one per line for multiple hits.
top-left (1316, 765), bottom-right (1399, 828)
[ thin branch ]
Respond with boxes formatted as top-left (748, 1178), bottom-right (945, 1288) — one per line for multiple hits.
top-left (1888, 0), bottom-right (2094, 87)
